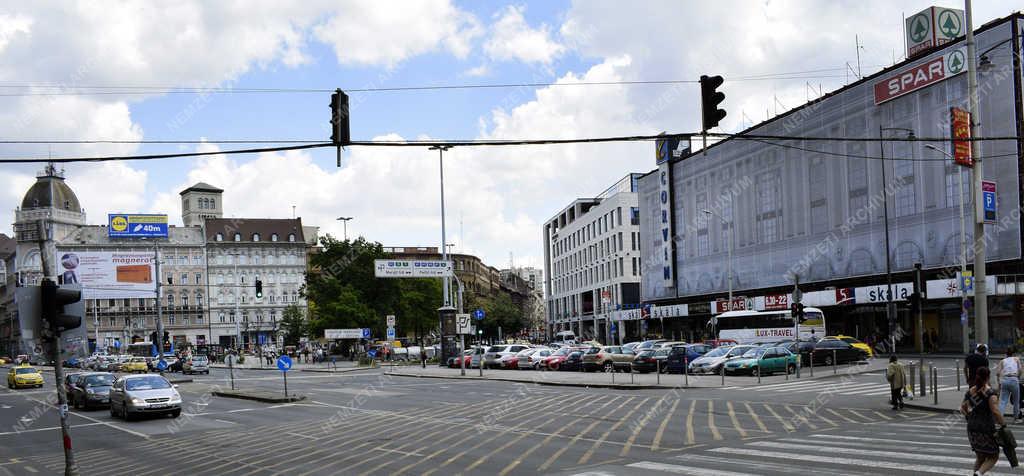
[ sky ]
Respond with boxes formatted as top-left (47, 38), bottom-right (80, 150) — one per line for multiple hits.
top-left (0, 0), bottom-right (1020, 271)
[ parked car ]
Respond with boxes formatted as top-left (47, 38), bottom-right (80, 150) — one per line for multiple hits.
top-left (482, 345), bottom-right (530, 369)
top-left (518, 348), bottom-right (552, 370)
top-left (122, 358), bottom-right (149, 373)
top-left (809, 339), bottom-right (867, 366)
top-left (664, 344), bottom-right (713, 373)
top-left (631, 348), bottom-right (670, 373)
top-left (687, 344), bottom-right (757, 375)
top-left (653, 341), bottom-right (688, 350)
top-left (622, 342), bottom-right (641, 352)
top-left (7, 365), bottom-right (44, 389)
top-left (784, 341), bottom-right (817, 366)
top-left (69, 372), bottom-right (115, 410)
top-left (581, 346), bottom-right (635, 372)
top-left (109, 374), bottom-right (182, 420)
top-left (821, 335), bottom-right (874, 358)
top-left (703, 339), bottom-right (739, 348)
top-left (182, 355), bottom-right (209, 375)
top-left (559, 351), bottom-right (585, 372)
top-left (541, 347), bottom-right (574, 370)
top-left (634, 340), bottom-right (667, 352)
top-left (724, 346), bottom-right (798, 376)
top-left (500, 351), bottom-right (523, 370)
top-left (447, 350), bottom-right (473, 368)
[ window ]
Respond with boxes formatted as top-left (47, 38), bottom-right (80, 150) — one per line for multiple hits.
top-left (630, 207), bottom-right (640, 225)
top-left (197, 294), bottom-right (203, 306)
top-left (169, 315), bottom-right (175, 325)
top-left (195, 272), bottom-right (202, 284)
top-left (756, 171), bottom-right (781, 243)
top-left (216, 233), bottom-right (223, 241)
top-left (253, 233), bottom-right (260, 242)
top-left (271, 233), bottom-right (278, 242)
top-left (210, 198), bottom-right (215, 209)
top-left (219, 312), bottom-right (225, 323)
top-left (234, 233), bottom-right (241, 242)
top-left (809, 158), bottom-right (828, 234)
top-left (167, 294), bottom-right (174, 306)
top-left (184, 199), bottom-right (190, 211)
top-left (253, 255), bottom-right (260, 265)
top-left (182, 295), bottom-right (189, 307)
top-left (893, 146), bottom-right (916, 217)
top-left (945, 166), bottom-right (970, 208)
top-left (631, 257), bottom-right (638, 276)
top-left (696, 193), bottom-right (709, 255)
top-left (181, 273), bottom-right (188, 284)
top-left (288, 233), bottom-right (296, 242)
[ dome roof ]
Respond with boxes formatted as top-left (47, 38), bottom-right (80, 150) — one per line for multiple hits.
top-left (20, 166), bottom-right (82, 212)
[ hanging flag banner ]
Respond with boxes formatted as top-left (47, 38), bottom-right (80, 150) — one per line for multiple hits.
top-left (950, 107), bottom-right (973, 167)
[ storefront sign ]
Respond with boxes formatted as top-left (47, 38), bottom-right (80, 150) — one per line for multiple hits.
top-left (950, 107), bottom-right (973, 167)
top-left (855, 282), bottom-right (913, 303)
top-left (873, 47), bottom-right (966, 104)
top-left (763, 293), bottom-right (790, 310)
top-left (656, 137), bottom-right (676, 286)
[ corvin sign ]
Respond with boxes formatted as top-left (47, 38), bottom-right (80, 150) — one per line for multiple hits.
top-left (873, 47), bottom-right (966, 104)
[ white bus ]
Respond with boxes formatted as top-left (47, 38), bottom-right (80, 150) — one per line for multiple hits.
top-left (714, 307), bottom-right (826, 344)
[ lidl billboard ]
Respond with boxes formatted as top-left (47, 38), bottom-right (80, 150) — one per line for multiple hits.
top-left (108, 214), bottom-right (168, 238)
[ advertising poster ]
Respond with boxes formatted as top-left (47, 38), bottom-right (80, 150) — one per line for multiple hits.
top-left (57, 251), bottom-right (157, 299)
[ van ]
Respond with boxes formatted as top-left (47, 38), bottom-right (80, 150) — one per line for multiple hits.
top-left (552, 331), bottom-right (577, 345)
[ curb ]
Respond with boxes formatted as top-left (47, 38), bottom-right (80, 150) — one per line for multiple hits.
top-left (299, 367), bottom-right (374, 373)
top-left (902, 401), bottom-right (959, 414)
top-left (384, 372), bottom-right (667, 390)
top-left (168, 378), bottom-right (193, 384)
top-left (212, 390), bottom-right (306, 403)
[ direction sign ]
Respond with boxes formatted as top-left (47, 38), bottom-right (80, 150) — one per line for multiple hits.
top-left (362, 328), bottom-right (371, 339)
top-left (276, 355), bottom-right (293, 372)
top-left (367, 349), bottom-right (377, 358)
top-left (456, 313), bottom-right (473, 334)
top-left (386, 327), bottom-right (396, 340)
top-left (325, 328), bottom-right (365, 339)
top-left (980, 181), bottom-right (997, 224)
top-left (374, 259), bottom-right (453, 278)
top-left (472, 309), bottom-right (485, 321)
top-left (386, 315), bottom-right (396, 327)
top-left (113, 340), bottom-right (121, 349)
top-left (155, 359), bottom-right (168, 371)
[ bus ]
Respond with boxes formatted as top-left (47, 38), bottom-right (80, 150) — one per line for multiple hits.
top-left (125, 341), bottom-right (175, 357)
top-left (713, 307), bottom-right (826, 344)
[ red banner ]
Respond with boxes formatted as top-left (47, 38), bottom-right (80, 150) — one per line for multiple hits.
top-left (951, 107), bottom-right (973, 167)
top-left (763, 294), bottom-right (789, 311)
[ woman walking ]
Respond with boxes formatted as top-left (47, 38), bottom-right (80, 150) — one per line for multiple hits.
top-left (962, 366), bottom-right (1005, 475)
top-left (997, 347), bottom-right (1022, 424)
top-left (886, 355), bottom-right (906, 410)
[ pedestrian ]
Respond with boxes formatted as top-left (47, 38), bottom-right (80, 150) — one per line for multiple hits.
top-left (997, 347), bottom-right (1022, 424)
top-left (886, 355), bottom-right (906, 410)
top-left (961, 366), bottom-right (1005, 475)
top-left (930, 328), bottom-right (940, 353)
top-left (967, 344), bottom-right (991, 384)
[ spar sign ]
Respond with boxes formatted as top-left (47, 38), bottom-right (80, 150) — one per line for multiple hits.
top-left (873, 47), bottom-right (966, 104)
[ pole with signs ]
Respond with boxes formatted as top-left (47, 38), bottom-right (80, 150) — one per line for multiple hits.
top-left (792, 277), bottom-right (802, 378)
top-left (277, 354), bottom-right (293, 397)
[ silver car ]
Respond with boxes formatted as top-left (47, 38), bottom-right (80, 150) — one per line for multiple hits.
top-left (688, 345), bottom-right (756, 374)
top-left (482, 345), bottom-right (530, 369)
top-left (183, 355), bottom-right (209, 375)
top-left (109, 374), bottom-right (182, 420)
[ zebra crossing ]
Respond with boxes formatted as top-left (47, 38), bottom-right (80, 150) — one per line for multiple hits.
top-left (613, 418), bottom-right (1020, 476)
top-left (722, 374), bottom-right (962, 397)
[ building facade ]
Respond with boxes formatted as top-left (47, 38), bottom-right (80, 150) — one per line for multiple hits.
top-left (637, 13), bottom-right (1024, 351)
top-left (543, 174), bottom-right (645, 343)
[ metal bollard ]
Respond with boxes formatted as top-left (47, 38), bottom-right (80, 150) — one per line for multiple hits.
top-left (611, 366), bottom-right (615, 384)
top-left (631, 369), bottom-right (635, 384)
top-left (833, 350), bottom-right (837, 374)
top-left (908, 363), bottom-right (916, 395)
top-left (920, 358), bottom-right (927, 397)
top-left (810, 352), bottom-right (814, 377)
top-left (757, 363), bottom-right (762, 384)
top-left (956, 360), bottom-right (961, 390)
top-left (684, 355), bottom-right (689, 388)
top-left (656, 359), bottom-right (661, 385)
top-left (933, 367), bottom-right (939, 405)
top-left (721, 361), bottom-right (725, 387)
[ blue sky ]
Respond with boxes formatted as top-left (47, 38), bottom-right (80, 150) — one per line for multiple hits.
top-left (0, 1), bottom-right (1020, 270)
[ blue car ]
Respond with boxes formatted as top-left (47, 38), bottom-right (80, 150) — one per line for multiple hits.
top-left (664, 344), bottom-right (712, 373)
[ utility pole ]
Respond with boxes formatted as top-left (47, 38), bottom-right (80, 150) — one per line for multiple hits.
top-left (155, 246), bottom-right (164, 358)
top-left (964, 0), bottom-right (988, 346)
top-left (430, 145), bottom-right (452, 363)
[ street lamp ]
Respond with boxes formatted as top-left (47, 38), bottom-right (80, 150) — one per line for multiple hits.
top-left (701, 209), bottom-right (733, 305)
top-left (429, 144), bottom-right (452, 364)
top-left (878, 126), bottom-right (915, 354)
top-left (977, 38), bottom-right (1013, 74)
top-left (336, 217), bottom-right (353, 241)
top-left (926, 144), bottom-right (971, 354)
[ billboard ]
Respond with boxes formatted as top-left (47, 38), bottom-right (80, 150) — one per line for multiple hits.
top-left (641, 24), bottom-right (1020, 301)
top-left (374, 259), bottom-right (453, 278)
top-left (108, 214), bottom-right (168, 238)
top-left (57, 251), bottom-right (157, 299)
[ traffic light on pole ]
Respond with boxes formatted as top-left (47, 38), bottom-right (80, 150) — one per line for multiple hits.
top-left (699, 75), bottom-right (726, 131)
top-left (40, 279), bottom-right (82, 333)
top-left (790, 302), bottom-right (806, 323)
top-left (908, 291), bottom-right (921, 315)
top-left (255, 279), bottom-right (263, 299)
top-left (330, 89), bottom-right (351, 145)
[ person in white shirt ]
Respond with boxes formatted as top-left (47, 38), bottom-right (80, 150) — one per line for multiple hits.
top-left (997, 347), bottom-right (1022, 423)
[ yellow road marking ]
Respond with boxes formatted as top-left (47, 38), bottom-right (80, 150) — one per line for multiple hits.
top-left (784, 404), bottom-right (817, 430)
top-left (761, 403), bottom-right (795, 432)
top-left (826, 408), bottom-right (858, 424)
top-left (707, 400), bottom-right (723, 441)
top-left (685, 400), bottom-right (696, 444)
top-left (871, 410), bottom-right (894, 421)
top-left (743, 402), bottom-right (769, 433)
top-left (456, 398), bottom-right (578, 474)
top-left (538, 396), bottom-right (635, 472)
top-left (651, 398), bottom-right (681, 451)
top-left (726, 401), bottom-right (748, 438)
top-left (578, 397), bottom-right (649, 464)
top-left (620, 397), bottom-right (667, 456)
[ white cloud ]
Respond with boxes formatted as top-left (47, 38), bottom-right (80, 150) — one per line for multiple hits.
top-left (464, 64), bottom-right (490, 77)
top-left (313, 0), bottom-right (482, 67)
top-left (484, 5), bottom-right (564, 64)
top-left (0, 13), bottom-right (31, 53)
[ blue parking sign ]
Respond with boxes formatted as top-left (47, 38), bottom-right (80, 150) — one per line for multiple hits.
top-left (982, 181), bottom-right (997, 223)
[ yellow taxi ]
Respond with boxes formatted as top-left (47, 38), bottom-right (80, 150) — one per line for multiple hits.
top-left (823, 335), bottom-right (874, 357)
top-left (122, 357), bottom-right (149, 373)
top-left (7, 365), bottom-right (44, 389)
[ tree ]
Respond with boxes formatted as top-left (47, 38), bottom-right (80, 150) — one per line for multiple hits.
top-left (280, 304), bottom-right (308, 346)
top-left (465, 291), bottom-right (528, 339)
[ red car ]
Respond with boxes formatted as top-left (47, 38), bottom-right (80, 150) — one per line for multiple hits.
top-left (447, 351), bottom-right (472, 368)
top-left (542, 347), bottom-right (582, 370)
top-left (499, 354), bottom-right (519, 369)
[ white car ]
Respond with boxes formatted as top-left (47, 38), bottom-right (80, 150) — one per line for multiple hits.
top-left (482, 345), bottom-right (530, 369)
top-left (688, 345), bottom-right (757, 374)
top-left (517, 348), bottom-right (552, 370)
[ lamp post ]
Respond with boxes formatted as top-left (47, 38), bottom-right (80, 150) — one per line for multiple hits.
top-left (878, 126), bottom-right (915, 354)
top-left (430, 145), bottom-right (452, 364)
top-left (336, 217), bottom-right (353, 241)
top-left (702, 209), bottom-right (733, 305)
top-left (926, 144), bottom-right (971, 354)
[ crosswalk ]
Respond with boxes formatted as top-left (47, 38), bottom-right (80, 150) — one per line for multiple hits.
top-left (722, 377), bottom-right (962, 397)
top-left (618, 418), bottom-right (1022, 476)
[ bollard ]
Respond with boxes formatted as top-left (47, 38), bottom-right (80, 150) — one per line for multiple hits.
top-left (920, 358), bottom-right (927, 397)
top-left (933, 367), bottom-right (939, 405)
top-left (833, 350), bottom-right (837, 374)
top-left (683, 355), bottom-right (688, 388)
top-left (611, 366), bottom-right (616, 384)
top-left (810, 351), bottom-right (814, 377)
top-left (956, 360), bottom-right (961, 390)
top-left (721, 361), bottom-right (725, 387)
top-left (656, 359), bottom-right (661, 385)
top-left (757, 362), bottom-right (762, 384)
top-left (908, 363), bottom-right (916, 395)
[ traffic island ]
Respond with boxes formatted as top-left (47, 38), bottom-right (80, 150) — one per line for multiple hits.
top-left (212, 389), bottom-right (306, 403)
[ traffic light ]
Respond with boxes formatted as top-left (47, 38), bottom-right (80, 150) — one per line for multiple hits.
top-left (40, 279), bottom-right (82, 333)
top-left (330, 88), bottom-right (350, 145)
top-left (255, 279), bottom-right (263, 299)
top-left (790, 302), bottom-right (806, 322)
top-left (908, 291), bottom-right (921, 315)
top-left (699, 74), bottom-right (727, 131)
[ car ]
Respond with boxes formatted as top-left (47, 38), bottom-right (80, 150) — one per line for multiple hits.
top-left (182, 355), bottom-right (210, 374)
top-left (64, 372), bottom-right (82, 395)
top-left (634, 340), bottom-right (667, 352)
top-left (541, 347), bottom-right (578, 370)
top-left (703, 339), bottom-right (739, 348)
top-left (447, 350), bottom-right (473, 368)
top-left (724, 346), bottom-right (798, 376)
top-left (809, 339), bottom-right (867, 366)
top-left (558, 351), bottom-right (585, 372)
top-left (622, 342), bottom-right (641, 352)
top-left (821, 335), bottom-right (874, 358)
top-left (482, 345), bottom-right (530, 369)
top-left (122, 357), bottom-right (149, 373)
top-left (69, 372), bottom-right (115, 410)
top-left (631, 348), bottom-right (670, 373)
top-left (784, 341), bottom-right (817, 366)
top-left (664, 344), bottom-right (713, 373)
top-left (687, 344), bottom-right (757, 375)
top-left (517, 348), bottom-right (552, 370)
top-left (109, 374), bottom-right (182, 420)
top-left (581, 346), bottom-right (635, 372)
top-left (500, 351), bottom-right (523, 370)
top-left (7, 365), bottom-right (44, 388)
top-left (653, 341), bottom-right (688, 350)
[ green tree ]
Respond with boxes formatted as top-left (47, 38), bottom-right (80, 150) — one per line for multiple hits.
top-left (279, 304), bottom-right (308, 346)
top-left (465, 291), bottom-right (527, 339)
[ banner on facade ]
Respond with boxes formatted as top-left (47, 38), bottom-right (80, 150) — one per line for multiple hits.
top-left (56, 250), bottom-right (156, 299)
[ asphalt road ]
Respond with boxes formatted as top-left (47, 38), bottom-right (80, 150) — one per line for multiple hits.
top-left (0, 360), bottom-right (1001, 475)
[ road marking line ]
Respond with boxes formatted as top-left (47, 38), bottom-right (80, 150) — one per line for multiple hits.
top-left (811, 434), bottom-right (966, 447)
top-left (760, 403), bottom-right (794, 432)
top-left (783, 404), bottom-right (816, 430)
top-left (620, 396), bottom-right (665, 456)
top-left (707, 400), bottom-right (722, 441)
top-left (846, 408), bottom-right (874, 422)
top-left (726, 401), bottom-right (748, 438)
top-left (742, 402), bottom-right (769, 433)
top-left (651, 398), bottom-right (681, 451)
top-left (538, 397), bottom-right (631, 472)
top-left (214, 419), bottom-right (236, 425)
top-left (825, 408), bottom-right (858, 424)
top-left (574, 396), bottom-right (645, 465)
top-left (685, 400), bottom-right (696, 445)
top-left (747, 440), bottom-right (980, 465)
top-left (871, 410), bottom-right (894, 421)
top-left (706, 447), bottom-right (1001, 476)
top-left (626, 461), bottom-right (756, 476)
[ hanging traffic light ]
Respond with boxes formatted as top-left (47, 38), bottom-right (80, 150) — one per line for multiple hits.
top-left (699, 75), bottom-right (727, 131)
top-left (255, 279), bottom-right (263, 299)
top-left (40, 279), bottom-right (82, 333)
top-left (330, 89), bottom-right (351, 145)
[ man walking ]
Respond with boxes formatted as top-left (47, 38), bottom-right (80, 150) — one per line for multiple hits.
top-left (887, 355), bottom-right (906, 410)
top-left (967, 344), bottom-right (990, 384)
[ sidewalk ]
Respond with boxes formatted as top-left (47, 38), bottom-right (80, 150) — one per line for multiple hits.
top-left (209, 359), bottom-right (362, 371)
top-left (385, 358), bottom-right (888, 390)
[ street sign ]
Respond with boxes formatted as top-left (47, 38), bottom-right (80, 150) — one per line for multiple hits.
top-left (386, 315), bottom-right (396, 327)
top-left (960, 271), bottom-right (974, 293)
top-left (155, 359), bottom-right (168, 371)
top-left (276, 355), bottom-right (293, 372)
top-left (113, 340), bottom-right (121, 349)
top-left (367, 349), bottom-right (377, 358)
top-left (472, 309), bottom-right (485, 321)
top-left (456, 313), bottom-right (473, 334)
top-left (374, 259), bottom-right (453, 278)
top-left (951, 107), bottom-right (973, 167)
top-left (981, 181), bottom-right (997, 224)
top-left (386, 327), bottom-right (396, 340)
top-left (362, 328), bottom-right (371, 339)
top-left (324, 328), bottom-right (365, 339)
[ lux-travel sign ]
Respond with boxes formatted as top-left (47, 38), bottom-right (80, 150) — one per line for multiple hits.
top-left (873, 47), bottom-right (966, 105)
